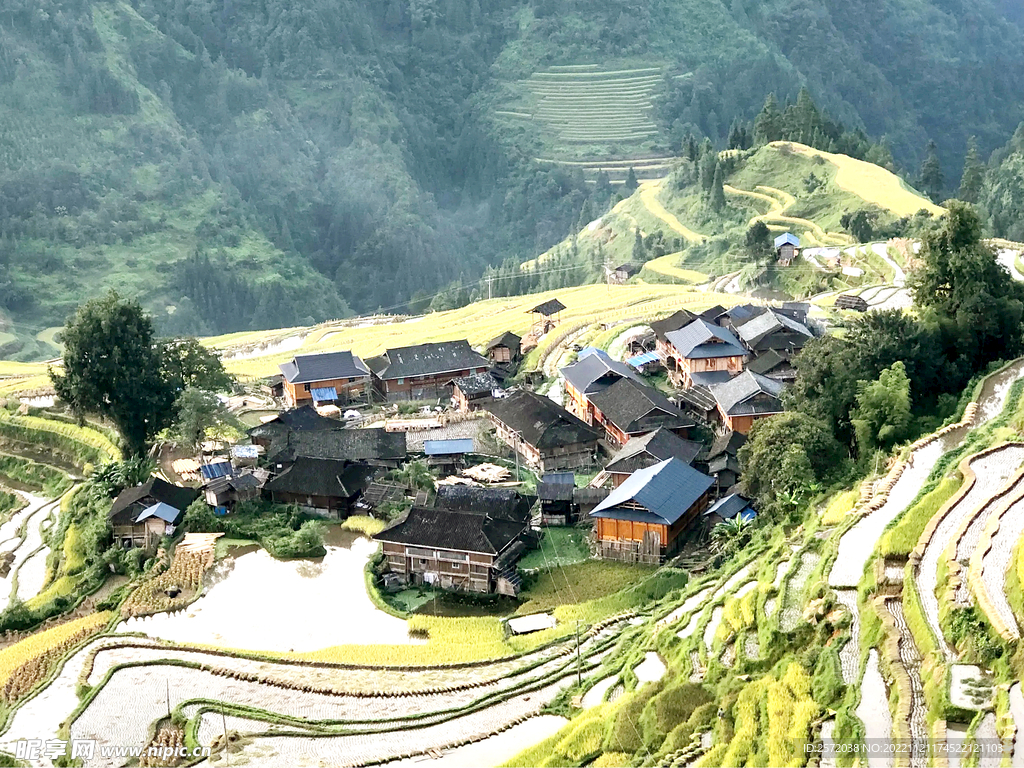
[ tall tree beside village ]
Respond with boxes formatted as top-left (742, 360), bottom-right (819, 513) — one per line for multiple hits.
top-left (911, 201), bottom-right (1024, 367)
top-left (50, 292), bottom-right (175, 457)
top-left (919, 139), bottom-right (945, 202)
top-left (851, 361), bottom-right (913, 454)
top-left (958, 136), bottom-right (985, 204)
top-left (623, 167), bottom-right (639, 193)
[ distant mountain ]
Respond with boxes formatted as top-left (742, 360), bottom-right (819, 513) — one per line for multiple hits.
top-left (1, 0), bottom-right (1024, 357)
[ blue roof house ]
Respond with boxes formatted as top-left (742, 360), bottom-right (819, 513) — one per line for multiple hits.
top-left (591, 458), bottom-right (714, 562)
top-left (774, 232), bottom-right (800, 265)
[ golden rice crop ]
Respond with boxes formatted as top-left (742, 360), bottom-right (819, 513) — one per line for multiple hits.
top-left (0, 612), bottom-right (111, 703)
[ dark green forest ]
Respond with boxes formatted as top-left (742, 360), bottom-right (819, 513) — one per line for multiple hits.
top-left (3, 0), bottom-right (1024, 352)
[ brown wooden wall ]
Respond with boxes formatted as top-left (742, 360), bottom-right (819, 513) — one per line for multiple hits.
top-left (284, 376), bottom-right (369, 407)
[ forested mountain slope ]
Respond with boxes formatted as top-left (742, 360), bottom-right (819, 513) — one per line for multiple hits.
top-left (2, 0), bottom-right (1024, 355)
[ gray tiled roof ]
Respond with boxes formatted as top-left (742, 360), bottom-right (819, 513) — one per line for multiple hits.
top-left (529, 298), bottom-right (566, 316)
top-left (591, 458), bottom-right (713, 526)
top-left (279, 351), bottom-right (370, 384)
top-left (366, 341), bottom-right (489, 381)
top-left (587, 378), bottom-right (693, 435)
top-left (266, 427), bottom-right (407, 464)
top-left (650, 310), bottom-right (698, 340)
top-left (664, 320), bottom-right (746, 360)
top-left (486, 331), bottom-right (522, 351)
top-left (374, 506), bottom-right (526, 555)
top-left (604, 428), bottom-right (703, 475)
top-left (451, 372), bottom-right (499, 396)
top-left (435, 485), bottom-right (532, 524)
top-left (265, 457), bottom-right (375, 498)
top-left (710, 371), bottom-right (784, 417)
top-left (734, 310), bottom-right (812, 347)
top-left (560, 349), bottom-right (642, 395)
top-left (485, 390), bottom-right (600, 450)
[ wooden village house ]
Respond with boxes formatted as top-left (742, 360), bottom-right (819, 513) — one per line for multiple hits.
top-left (486, 390), bottom-right (600, 472)
top-left (423, 438), bottom-right (475, 475)
top-left (278, 351), bottom-right (372, 408)
top-left (485, 331), bottom-right (522, 366)
top-left (611, 263), bottom-right (639, 284)
top-left (262, 423), bottom-right (407, 469)
top-left (537, 472), bottom-right (578, 525)
top-left (703, 493), bottom-right (757, 530)
top-left (263, 456), bottom-right (376, 517)
top-left (373, 488), bottom-right (533, 595)
top-left (661, 319), bottom-right (746, 388)
top-left (586, 377), bottom-right (694, 447)
top-left (774, 233), bottom-right (800, 266)
top-left (603, 427), bottom-right (703, 487)
top-left (561, 348), bottom-right (643, 425)
top-left (449, 372), bottom-right (500, 412)
top-left (110, 478), bottom-right (199, 550)
top-left (591, 458), bottom-right (714, 563)
top-left (366, 341), bottom-right (490, 402)
top-left (699, 430), bottom-right (747, 496)
top-left (709, 371), bottom-right (784, 434)
top-left (528, 298), bottom-right (566, 334)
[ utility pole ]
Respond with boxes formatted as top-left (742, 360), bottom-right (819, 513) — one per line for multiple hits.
top-left (166, 679), bottom-right (170, 718)
top-left (487, 275), bottom-right (493, 301)
top-left (575, 620), bottom-right (582, 687)
top-left (222, 710), bottom-right (230, 767)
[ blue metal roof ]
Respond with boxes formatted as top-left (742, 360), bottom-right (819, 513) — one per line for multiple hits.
top-left (424, 438), bottom-right (475, 456)
top-left (775, 232), bottom-right (800, 248)
top-left (626, 351), bottom-right (660, 368)
top-left (591, 458), bottom-right (714, 526)
top-left (200, 461), bottom-right (232, 480)
top-left (136, 501), bottom-right (182, 524)
top-left (704, 493), bottom-right (756, 522)
top-left (311, 386), bottom-right (338, 402)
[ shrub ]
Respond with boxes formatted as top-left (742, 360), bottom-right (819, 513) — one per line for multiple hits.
top-left (822, 489), bottom-right (858, 526)
top-left (640, 681), bottom-right (713, 750)
top-left (555, 714), bottom-right (606, 763)
top-left (604, 683), bottom-right (663, 753)
top-left (812, 646), bottom-right (845, 707)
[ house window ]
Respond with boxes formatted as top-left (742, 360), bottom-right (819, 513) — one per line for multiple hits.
top-left (397, 378), bottom-right (405, 384)
top-left (452, 562), bottom-right (461, 569)
top-left (419, 558), bottom-right (428, 565)
top-left (304, 384), bottom-right (311, 392)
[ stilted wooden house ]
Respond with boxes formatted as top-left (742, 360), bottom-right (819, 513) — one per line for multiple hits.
top-left (591, 458), bottom-right (714, 563)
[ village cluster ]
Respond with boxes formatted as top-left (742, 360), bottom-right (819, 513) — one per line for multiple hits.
top-left (109, 293), bottom-right (817, 603)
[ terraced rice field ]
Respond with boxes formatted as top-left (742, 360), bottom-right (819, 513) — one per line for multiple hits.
top-left (503, 66), bottom-right (664, 149)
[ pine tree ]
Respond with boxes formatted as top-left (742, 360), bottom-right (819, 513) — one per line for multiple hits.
top-left (632, 228), bottom-right (645, 263)
top-left (754, 93), bottom-right (782, 145)
top-left (958, 136), bottom-right (985, 205)
top-left (623, 167), bottom-right (639, 193)
top-left (711, 163), bottom-right (726, 211)
top-left (919, 139), bottom-right (945, 202)
top-left (685, 134), bottom-right (698, 161)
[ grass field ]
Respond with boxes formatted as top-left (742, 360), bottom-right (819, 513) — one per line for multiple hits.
top-left (519, 527), bottom-right (592, 570)
top-left (214, 284), bottom-right (736, 379)
top-left (779, 142), bottom-right (945, 218)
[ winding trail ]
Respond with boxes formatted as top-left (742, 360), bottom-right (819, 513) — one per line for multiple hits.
top-left (638, 181), bottom-right (703, 242)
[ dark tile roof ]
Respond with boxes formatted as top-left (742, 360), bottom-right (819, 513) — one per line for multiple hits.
top-left (486, 331), bottom-right (522, 351)
top-left (591, 458), bottom-right (714, 526)
top-left (538, 481), bottom-right (576, 502)
top-left (725, 304), bottom-right (767, 325)
top-left (664, 320), bottom-right (746, 360)
top-left (710, 371), bottom-right (785, 417)
top-left (265, 457), bottom-right (375, 498)
top-left (706, 431), bottom-right (747, 461)
top-left (450, 372), bottom-right (499, 396)
top-left (541, 472), bottom-right (575, 484)
top-left (588, 378), bottom-right (694, 435)
top-left (689, 370), bottom-right (735, 387)
top-left (110, 478), bottom-right (199, 521)
top-left (366, 341), bottom-right (489, 381)
top-left (561, 348), bottom-right (642, 395)
top-left (704, 493), bottom-right (756, 520)
top-left (614, 263), bottom-right (639, 276)
top-left (529, 298), bottom-right (566, 316)
top-left (267, 427), bottom-right (407, 464)
top-left (279, 351), bottom-right (370, 384)
top-left (247, 405), bottom-right (338, 439)
top-left (486, 390), bottom-right (600, 450)
top-left (434, 485), bottom-right (532, 523)
top-left (374, 506), bottom-right (527, 555)
top-left (734, 309), bottom-right (812, 349)
top-left (604, 428), bottom-right (703, 475)
top-left (650, 310), bottom-right (698, 341)
top-left (677, 385), bottom-right (718, 412)
top-left (746, 349), bottom-right (788, 375)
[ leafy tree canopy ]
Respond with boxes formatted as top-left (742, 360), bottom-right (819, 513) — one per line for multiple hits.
top-left (852, 361), bottom-right (913, 453)
top-left (50, 292), bottom-right (175, 457)
top-left (158, 338), bottom-right (232, 393)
